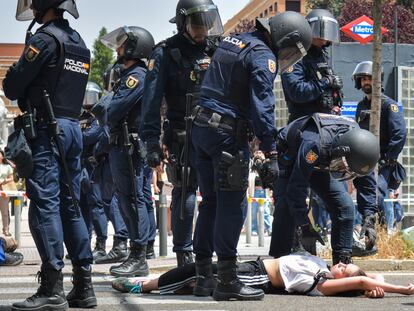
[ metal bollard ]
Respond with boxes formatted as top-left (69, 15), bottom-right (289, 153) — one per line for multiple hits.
top-left (258, 198), bottom-right (265, 247)
top-left (246, 198), bottom-right (252, 244)
top-left (158, 193), bottom-right (168, 257)
top-left (14, 197), bottom-right (22, 248)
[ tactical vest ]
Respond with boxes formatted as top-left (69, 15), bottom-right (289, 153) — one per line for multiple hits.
top-left (27, 21), bottom-right (90, 119)
top-left (201, 31), bottom-right (270, 118)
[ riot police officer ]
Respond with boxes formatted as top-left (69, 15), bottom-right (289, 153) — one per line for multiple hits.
top-left (269, 113), bottom-right (380, 265)
top-left (190, 12), bottom-right (312, 301)
top-left (282, 9), bottom-right (343, 122)
top-left (351, 61), bottom-right (407, 255)
top-left (3, 1), bottom-right (96, 310)
top-left (140, 0), bottom-right (224, 267)
top-left (100, 26), bottom-right (155, 277)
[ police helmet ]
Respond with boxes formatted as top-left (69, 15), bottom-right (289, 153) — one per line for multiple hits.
top-left (83, 82), bottom-right (102, 110)
top-left (329, 129), bottom-right (380, 181)
top-left (101, 26), bottom-right (155, 61)
top-left (102, 64), bottom-right (123, 92)
top-left (170, 0), bottom-right (224, 39)
top-left (306, 9), bottom-right (339, 44)
top-left (16, 0), bottom-right (79, 22)
top-left (352, 61), bottom-right (384, 89)
top-left (257, 12), bottom-right (312, 74)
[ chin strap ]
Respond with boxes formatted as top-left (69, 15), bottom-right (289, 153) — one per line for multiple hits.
top-left (25, 19), bottom-right (37, 44)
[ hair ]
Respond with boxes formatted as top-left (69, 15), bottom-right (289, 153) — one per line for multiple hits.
top-left (336, 268), bottom-right (367, 297)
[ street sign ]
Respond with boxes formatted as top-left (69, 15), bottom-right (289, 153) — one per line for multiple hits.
top-left (340, 15), bottom-right (387, 44)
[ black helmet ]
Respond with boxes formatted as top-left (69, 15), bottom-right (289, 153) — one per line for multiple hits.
top-left (257, 12), bottom-right (312, 74)
top-left (352, 61), bottom-right (384, 89)
top-left (83, 82), bottom-right (102, 110)
top-left (305, 9), bottom-right (339, 44)
top-left (102, 63), bottom-right (123, 92)
top-left (16, 0), bottom-right (79, 22)
top-left (329, 129), bottom-right (380, 181)
top-left (101, 26), bottom-right (155, 61)
top-left (171, 0), bottom-right (223, 38)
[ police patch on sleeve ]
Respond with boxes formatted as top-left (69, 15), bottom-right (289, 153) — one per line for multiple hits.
top-left (25, 45), bottom-right (40, 62)
top-left (268, 59), bottom-right (276, 74)
top-left (126, 76), bottom-right (139, 89)
top-left (286, 66), bottom-right (294, 73)
top-left (148, 59), bottom-right (155, 71)
top-left (305, 150), bottom-right (318, 164)
top-left (391, 104), bottom-right (399, 113)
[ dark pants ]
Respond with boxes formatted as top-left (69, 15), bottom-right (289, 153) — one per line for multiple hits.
top-left (353, 172), bottom-right (378, 218)
top-left (143, 164), bottom-right (157, 242)
top-left (191, 124), bottom-right (248, 258)
top-left (26, 118), bottom-right (92, 270)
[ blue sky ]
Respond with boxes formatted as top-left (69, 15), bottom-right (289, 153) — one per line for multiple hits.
top-left (0, 0), bottom-right (250, 49)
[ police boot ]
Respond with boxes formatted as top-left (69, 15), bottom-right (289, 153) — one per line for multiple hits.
top-left (193, 257), bottom-right (217, 297)
top-left (176, 251), bottom-right (194, 267)
top-left (213, 259), bottom-right (264, 301)
top-left (92, 238), bottom-right (107, 262)
top-left (110, 245), bottom-right (149, 277)
top-left (66, 265), bottom-right (97, 308)
top-left (146, 240), bottom-right (156, 260)
top-left (361, 215), bottom-right (377, 250)
top-left (94, 238), bottom-right (128, 264)
top-left (332, 251), bottom-right (353, 265)
top-left (12, 267), bottom-right (67, 311)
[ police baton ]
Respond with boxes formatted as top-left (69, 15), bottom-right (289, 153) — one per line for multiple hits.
top-left (42, 90), bottom-right (81, 218)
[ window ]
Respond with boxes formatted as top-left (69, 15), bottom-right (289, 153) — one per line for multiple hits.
top-left (286, 0), bottom-right (300, 12)
top-left (274, 2), bottom-right (278, 12)
top-left (264, 9), bottom-right (268, 16)
top-left (259, 13), bottom-right (263, 18)
top-left (269, 5), bottom-right (273, 12)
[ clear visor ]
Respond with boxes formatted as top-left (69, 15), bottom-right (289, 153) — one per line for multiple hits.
top-left (16, 0), bottom-right (35, 21)
top-left (329, 157), bottom-right (359, 181)
top-left (185, 5), bottom-right (224, 37)
top-left (83, 91), bottom-right (100, 109)
top-left (100, 26), bottom-right (129, 50)
top-left (308, 16), bottom-right (340, 43)
top-left (278, 42), bottom-right (307, 74)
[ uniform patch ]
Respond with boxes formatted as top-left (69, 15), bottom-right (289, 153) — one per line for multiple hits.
top-left (25, 45), bottom-right (40, 62)
top-left (391, 104), bottom-right (399, 113)
top-left (190, 70), bottom-right (197, 82)
top-left (305, 150), bottom-right (318, 164)
top-left (286, 66), bottom-right (294, 73)
top-left (126, 76), bottom-right (139, 89)
top-left (148, 59), bottom-right (155, 71)
top-left (268, 59), bottom-right (276, 74)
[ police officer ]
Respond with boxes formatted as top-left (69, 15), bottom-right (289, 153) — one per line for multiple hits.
top-left (351, 61), bottom-right (407, 254)
top-left (282, 9), bottom-right (343, 122)
top-left (3, 1), bottom-right (96, 310)
top-left (100, 26), bottom-right (155, 277)
top-left (140, 0), bottom-right (224, 267)
top-left (190, 12), bottom-right (312, 301)
top-left (269, 113), bottom-right (380, 265)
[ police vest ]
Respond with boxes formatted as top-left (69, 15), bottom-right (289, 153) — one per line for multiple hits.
top-left (200, 31), bottom-right (270, 117)
top-left (161, 34), bottom-right (210, 127)
top-left (27, 21), bottom-right (90, 119)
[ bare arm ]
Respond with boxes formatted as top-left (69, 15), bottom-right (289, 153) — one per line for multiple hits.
top-left (317, 276), bottom-right (414, 296)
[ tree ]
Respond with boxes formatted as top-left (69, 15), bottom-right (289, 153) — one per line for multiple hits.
top-left (89, 27), bottom-right (115, 90)
top-left (230, 19), bottom-right (255, 35)
top-left (306, 0), bottom-right (345, 17)
top-left (338, 0), bottom-right (414, 43)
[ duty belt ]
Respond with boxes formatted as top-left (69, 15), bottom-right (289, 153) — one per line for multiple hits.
top-left (194, 107), bottom-right (237, 131)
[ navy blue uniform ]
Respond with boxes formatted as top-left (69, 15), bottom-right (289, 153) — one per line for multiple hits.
top-left (281, 46), bottom-right (340, 122)
top-left (269, 114), bottom-right (357, 261)
top-left (353, 94), bottom-right (406, 217)
top-left (191, 30), bottom-right (277, 258)
top-left (140, 33), bottom-right (211, 254)
top-left (2, 19), bottom-right (92, 270)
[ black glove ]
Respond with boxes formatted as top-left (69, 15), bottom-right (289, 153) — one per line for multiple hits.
top-left (6, 62), bottom-right (17, 77)
top-left (300, 223), bottom-right (326, 246)
top-left (257, 153), bottom-right (279, 189)
top-left (146, 143), bottom-right (163, 168)
top-left (325, 74), bottom-right (343, 90)
top-left (359, 215), bottom-right (377, 250)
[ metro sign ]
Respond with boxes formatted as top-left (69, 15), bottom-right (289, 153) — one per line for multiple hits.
top-left (340, 15), bottom-right (387, 44)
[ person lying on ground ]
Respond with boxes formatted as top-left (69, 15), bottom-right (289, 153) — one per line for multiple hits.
top-left (112, 253), bottom-right (414, 298)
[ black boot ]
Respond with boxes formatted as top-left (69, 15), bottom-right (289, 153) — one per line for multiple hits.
top-left (176, 251), bottom-right (194, 267)
top-left (332, 251), bottom-right (353, 265)
top-left (110, 245), bottom-right (149, 277)
top-left (66, 265), bottom-right (97, 308)
top-left (146, 240), bottom-right (156, 259)
top-left (12, 267), bottom-right (67, 311)
top-left (193, 257), bottom-right (216, 297)
top-left (92, 238), bottom-right (107, 262)
top-left (95, 238), bottom-right (128, 264)
top-left (213, 259), bottom-right (264, 301)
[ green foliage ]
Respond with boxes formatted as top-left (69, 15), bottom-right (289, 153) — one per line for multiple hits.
top-left (306, 0), bottom-right (345, 17)
top-left (89, 27), bottom-right (115, 90)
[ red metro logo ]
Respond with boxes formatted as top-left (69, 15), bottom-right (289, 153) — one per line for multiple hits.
top-left (340, 15), bottom-right (387, 45)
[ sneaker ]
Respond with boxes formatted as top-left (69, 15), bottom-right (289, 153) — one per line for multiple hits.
top-left (1, 252), bottom-right (23, 266)
top-left (112, 277), bottom-right (143, 294)
top-left (251, 231), bottom-right (258, 236)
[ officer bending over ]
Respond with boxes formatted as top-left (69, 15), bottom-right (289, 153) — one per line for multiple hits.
top-left (269, 113), bottom-right (379, 265)
top-left (190, 12), bottom-right (312, 301)
top-left (3, 1), bottom-right (96, 310)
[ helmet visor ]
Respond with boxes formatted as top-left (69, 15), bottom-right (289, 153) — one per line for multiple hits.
top-left (83, 83), bottom-right (101, 109)
top-left (100, 26), bottom-right (129, 50)
top-left (308, 16), bottom-right (340, 43)
top-left (278, 41), bottom-right (307, 74)
top-left (185, 5), bottom-right (224, 38)
top-left (16, 0), bottom-right (35, 21)
top-left (329, 157), bottom-right (359, 181)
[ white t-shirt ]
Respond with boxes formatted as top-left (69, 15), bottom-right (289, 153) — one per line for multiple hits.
top-left (279, 253), bottom-right (332, 296)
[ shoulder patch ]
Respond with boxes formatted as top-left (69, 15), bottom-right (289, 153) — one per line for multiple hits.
top-left (148, 59), bottom-right (155, 71)
top-left (268, 59), bottom-right (276, 74)
top-left (305, 150), bottom-right (319, 164)
top-left (126, 76), bottom-right (139, 89)
top-left (390, 104), bottom-right (399, 113)
top-left (286, 66), bottom-right (294, 73)
top-left (25, 45), bottom-right (40, 62)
